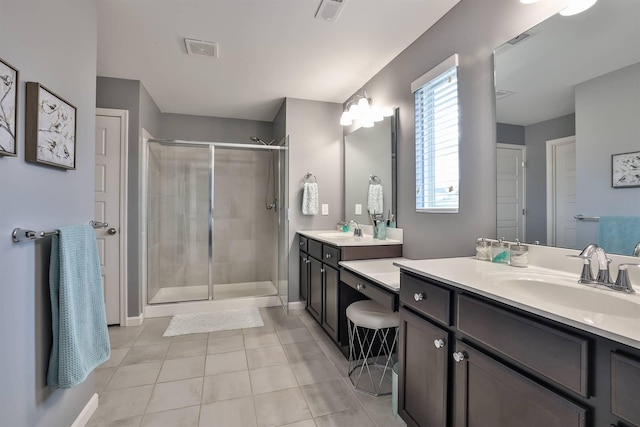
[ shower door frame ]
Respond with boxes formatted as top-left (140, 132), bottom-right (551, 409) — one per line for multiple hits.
top-left (144, 139), bottom-right (288, 307)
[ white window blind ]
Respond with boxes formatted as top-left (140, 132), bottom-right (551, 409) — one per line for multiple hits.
top-left (413, 55), bottom-right (460, 213)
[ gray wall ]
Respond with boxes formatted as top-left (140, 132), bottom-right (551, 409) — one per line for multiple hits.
top-left (286, 98), bottom-right (344, 301)
top-left (96, 77), bottom-right (162, 316)
top-left (160, 113), bottom-right (273, 144)
top-left (575, 62), bottom-right (640, 248)
top-left (524, 113), bottom-right (575, 244)
top-left (0, 0), bottom-right (98, 425)
top-left (497, 123), bottom-right (525, 145)
top-left (344, 0), bottom-right (561, 259)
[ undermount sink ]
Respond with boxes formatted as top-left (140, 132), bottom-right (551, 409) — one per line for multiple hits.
top-left (317, 232), bottom-right (356, 239)
top-left (487, 273), bottom-right (640, 318)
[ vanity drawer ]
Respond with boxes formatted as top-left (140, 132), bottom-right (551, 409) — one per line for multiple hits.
top-left (341, 270), bottom-right (395, 312)
top-left (308, 239), bottom-right (322, 260)
top-left (457, 295), bottom-right (589, 397)
top-left (322, 245), bottom-right (341, 268)
top-left (299, 235), bottom-right (308, 253)
top-left (400, 274), bottom-right (451, 326)
top-left (611, 352), bottom-right (640, 426)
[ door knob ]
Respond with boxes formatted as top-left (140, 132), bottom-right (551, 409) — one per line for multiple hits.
top-left (107, 228), bottom-right (117, 235)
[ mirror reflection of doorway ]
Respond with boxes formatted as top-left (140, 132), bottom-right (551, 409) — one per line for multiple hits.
top-left (497, 144), bottom-right (526, 242)
top-left (546, 136), bottom-right (577, 248)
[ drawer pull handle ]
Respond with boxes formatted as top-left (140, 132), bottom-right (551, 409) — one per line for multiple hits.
top-left (453, 351), bottom-right (466, 363)
top-left (414, 293), bottom-right (425, 302)
top-left (434, 339), bottom-right (445, 349)
top-left (325, 253), bottom-right (332, 259)
top-left (356, 283), bottom-right (365, 290)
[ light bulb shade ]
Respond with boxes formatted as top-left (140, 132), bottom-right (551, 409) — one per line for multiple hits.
top-left (381, 107), bottom-right (395, 117)
top-left (519, 0), bottom-right (539, 4)
top-left (357, 96), bottom-right (371, 113)
top-left (559, 0), bottom-right (597, 16)
top-left (371, 109), bottom-right (384, 122)
top-left (339, 111), bottom-right (352, 126)
top-left (348, 103), bottom-right (359, 115)
top-left (361, 117), bottom-right (374, 128)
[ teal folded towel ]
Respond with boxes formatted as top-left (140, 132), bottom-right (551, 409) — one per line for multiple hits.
top-left (47, 224), bottom-right (110, 389)
top-left (598, 216), bottom-right (640, 256)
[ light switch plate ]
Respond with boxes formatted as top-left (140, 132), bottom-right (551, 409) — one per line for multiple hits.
top-left (321, 204), bottom-right (329, 215)
top-left (355, 204), bottom-right (362, 215)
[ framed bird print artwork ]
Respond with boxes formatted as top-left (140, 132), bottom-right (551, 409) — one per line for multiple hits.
top-left (612, 151), bottom-right (640, 188)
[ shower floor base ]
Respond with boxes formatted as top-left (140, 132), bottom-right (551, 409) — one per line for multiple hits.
top-left (145, 281), bottom-right (282, 319)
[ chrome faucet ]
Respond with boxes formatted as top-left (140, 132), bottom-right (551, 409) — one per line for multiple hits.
top-left (569, 244), bottom-right (638, 293)
top-left (349, 220), bottom-right (362, 237)
top-left (633, 242), bottom-right (640, 257)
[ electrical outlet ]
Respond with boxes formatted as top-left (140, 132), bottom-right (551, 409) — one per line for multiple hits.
top-left (321, 204), bottom-right (329, 215)
top-left (355, 204), bottom-right (362, 215)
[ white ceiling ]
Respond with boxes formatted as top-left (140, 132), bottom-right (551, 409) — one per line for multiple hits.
top-left (97, 0), bottom-right (460, 122)
top-left (495, 0), bottom-right (640, 126)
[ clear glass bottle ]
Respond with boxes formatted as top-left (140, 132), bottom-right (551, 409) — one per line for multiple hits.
top-left (510, 240), bottom-right (529, 267)
top-left (491, 238), bottom-right (510, 264)
top-left (475, 238), bottom-right (491, 261)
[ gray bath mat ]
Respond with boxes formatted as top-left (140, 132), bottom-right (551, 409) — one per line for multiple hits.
top-left (163, 308), bottom-right (264, 337)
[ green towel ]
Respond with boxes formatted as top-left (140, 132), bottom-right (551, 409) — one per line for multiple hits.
top-left (47, 225), bottom-right (110, 389)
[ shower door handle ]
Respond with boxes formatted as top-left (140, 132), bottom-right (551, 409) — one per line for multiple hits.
top-left (107, 228), bottom-right (117, 235)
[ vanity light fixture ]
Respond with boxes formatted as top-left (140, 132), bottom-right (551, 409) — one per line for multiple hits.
top-left (519, 0), bottom-right (598, 16)
top-left (340, 91), bottom-right (393, 126)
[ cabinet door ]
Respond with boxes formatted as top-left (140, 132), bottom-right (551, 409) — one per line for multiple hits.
top-left (322, 265), bottom-right (339, 342)
top-left (299, 254), bottom-right (309, 304)
top-left (398, 308), bottom-right (448, 427)
top-left (308, 257), bottom-right (323, 323)
top-left (453, 341), bottom-right (586, 427)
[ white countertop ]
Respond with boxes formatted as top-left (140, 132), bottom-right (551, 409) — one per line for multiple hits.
top-left (298, 229), bottom-right (402, 247)
top-left (339, 258), bottom-right (408, 292)
top-left (394, 257), bottom-right (640, 350)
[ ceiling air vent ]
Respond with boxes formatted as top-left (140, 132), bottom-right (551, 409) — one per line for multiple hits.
top-left (496, 89), bottom-right (515, 100)
top-left (315, 0), bottom-right (347, 22)
top-left (184, 38), bottom-right (219, 58)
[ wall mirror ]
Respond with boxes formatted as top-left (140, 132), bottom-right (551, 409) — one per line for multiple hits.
top-left (344, 108), bottom-right (398, 225)
top-left (494, 0), bottom-right (640, 254)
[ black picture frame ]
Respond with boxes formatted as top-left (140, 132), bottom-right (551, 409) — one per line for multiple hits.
top-left (0, 57), bottom-right (19, 157)
top-left (611, 151), bottom-right (640, 188)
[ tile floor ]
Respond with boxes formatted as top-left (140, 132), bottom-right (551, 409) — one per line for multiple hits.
top-left (88, 307), bottom-right (407, 427)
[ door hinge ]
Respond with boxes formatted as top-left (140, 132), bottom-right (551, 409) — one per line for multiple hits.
top-left (522, 209), bottom-right (526, 215)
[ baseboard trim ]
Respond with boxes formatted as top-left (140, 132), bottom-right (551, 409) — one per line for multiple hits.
top-left (126, 313), bottom-right (145, 326)
top-left (71, 393), bottom-right (98, 427)
top-left (288, 301), bottom-right (306, 310)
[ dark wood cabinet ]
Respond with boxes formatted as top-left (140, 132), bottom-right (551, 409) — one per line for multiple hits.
top-left (611, 352), bottom-right (640, 426)
top-left (308, 257), bottom-right (323, 323)
top-left (398, 307), bottom-right (448, 427)
top-left (453, 341), bottom-right (586, 427)
top-left (322, 265), bottom-right (339, 341)
top-left (299, 253), bottom-right (309, 304)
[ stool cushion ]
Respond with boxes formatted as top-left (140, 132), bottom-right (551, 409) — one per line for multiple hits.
top-left (346, 300), bottom-right (399, 330)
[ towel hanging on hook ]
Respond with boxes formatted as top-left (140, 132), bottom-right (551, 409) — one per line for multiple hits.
top-left (369, 174), bottom-right (382, 185)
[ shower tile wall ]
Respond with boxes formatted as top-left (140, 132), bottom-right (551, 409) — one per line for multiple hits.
top-left (213, 149), bottom-right (277, 286)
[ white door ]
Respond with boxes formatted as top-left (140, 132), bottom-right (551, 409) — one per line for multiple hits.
top-left (496, 144), bottom-right (526, 242)
top-left (547, 136), bottom-right (576, 249)
top-left (95, 110), bottom-right (127, 325)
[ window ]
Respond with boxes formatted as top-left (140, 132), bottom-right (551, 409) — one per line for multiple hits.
top-left (412, 54), bottom-right (460, 213)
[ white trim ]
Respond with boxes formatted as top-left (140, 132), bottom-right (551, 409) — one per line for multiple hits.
top-left (411, 53), bottom-right (459, 93)
top-left (126, 313), bottom-right (145, 326)
top-left (70, 393), bottom-right (98, 427)
top-left (140, 129), bottom-right (153, 315)
top-left (546, 135), bottom-right (576, 245)
top-left (144, 296), bottom-right (281, 318)
top-left (96, 108), bottom-right (129, 327)
top-left (288, 301), bottom-right (306, 311)
top-left (497, 143), bottom-right (527, 242)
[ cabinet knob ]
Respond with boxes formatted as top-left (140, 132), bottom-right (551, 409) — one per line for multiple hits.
top-left (453, 351), bottom-right (466, 363)
top-left (325, 253), bottom-right (332, 259)
top-left (356, 283), bottom-right (365, 290)
top-left (320, 268), bottom-right (325, 274)
top-left (434, 339), bottom-right (445, 349)
top-left (305, 259), bottom-right (311, 264)
top-left (299, 241), bottom-right (305, 246)
top-left (414, 293), bottom-right (425, 302)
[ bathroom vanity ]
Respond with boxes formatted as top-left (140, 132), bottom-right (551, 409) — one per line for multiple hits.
top-left (297, 230), bottom-right (402, 353)
top-left (395, 257), bottom-right (640, 427)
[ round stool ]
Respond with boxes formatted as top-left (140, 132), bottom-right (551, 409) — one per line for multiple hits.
top-left (346, 300), bottom-right (399, 396)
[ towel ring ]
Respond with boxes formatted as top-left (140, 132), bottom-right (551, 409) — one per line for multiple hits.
top-left (369, 174), bottom-right (382, 184)
top-left (303, 172), bottom-right (317, 184)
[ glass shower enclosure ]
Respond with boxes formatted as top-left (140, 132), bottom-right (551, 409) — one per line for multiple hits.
top-left (146, 139), bottom-right (289, 309)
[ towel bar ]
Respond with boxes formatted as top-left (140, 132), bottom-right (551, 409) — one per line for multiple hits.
top-left (12, 220), bottom-right (109, 243)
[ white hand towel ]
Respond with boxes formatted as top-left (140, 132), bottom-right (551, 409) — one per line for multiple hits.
top-left (302, 182), bottom-right (319, 215)
top-left (367, 183), bottom-right (384, 215)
